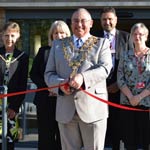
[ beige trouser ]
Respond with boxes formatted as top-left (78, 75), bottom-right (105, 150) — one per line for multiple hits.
top-left (58, 113), bottom-right (107, 150)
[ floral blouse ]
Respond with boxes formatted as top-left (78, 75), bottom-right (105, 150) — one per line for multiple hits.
top-left (117, 49), bottom-right (150, 107)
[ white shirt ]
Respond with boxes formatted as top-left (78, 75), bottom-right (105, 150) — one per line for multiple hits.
top-left (73, 33), bottom-right (91, 48)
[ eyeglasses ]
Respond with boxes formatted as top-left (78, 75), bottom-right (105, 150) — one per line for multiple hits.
top-left (72, 19), bottom-right (90, 24)
top-left (133, 33), bottom-right (145, 37)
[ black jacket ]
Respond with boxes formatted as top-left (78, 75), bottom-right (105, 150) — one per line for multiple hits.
top-left (0, 46), bottom-right (29, 112)
top-left (30, 46), bottom-right (51, 105)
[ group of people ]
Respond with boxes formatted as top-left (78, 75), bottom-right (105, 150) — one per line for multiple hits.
top-left (0, 6), bottom-right (149, 150)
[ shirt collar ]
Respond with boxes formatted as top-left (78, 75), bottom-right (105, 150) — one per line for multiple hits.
top-left (73, 33), bottom-right (91, 43)
top-left (104, 28), bottom-right (116, 37)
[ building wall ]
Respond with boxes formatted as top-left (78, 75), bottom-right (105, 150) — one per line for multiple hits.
top-left (1, 2), bottom-right (150, 51)
top-left (0, 0), bottom-right (150, 1)
top-left (0, 1), bottom-right (150, 8)
top-left (0, 9), bottom-right (5, 46)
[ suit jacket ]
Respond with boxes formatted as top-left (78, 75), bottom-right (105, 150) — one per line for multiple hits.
top-left (0, 46), bottom-right (29, 113)
top-left (96, 29), bottom-right (132, 86)
top-left (44, 35), bottom-right (112, 123)
top-left (94, 30), bottom-right (133, 106)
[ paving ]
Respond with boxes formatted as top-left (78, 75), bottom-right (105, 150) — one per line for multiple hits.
top-left (15, 133), bottom-right (38, 150)
top-left (14, 132), bottom-right (113, 150)
top-left (13, 133), bottom-right (121, 150)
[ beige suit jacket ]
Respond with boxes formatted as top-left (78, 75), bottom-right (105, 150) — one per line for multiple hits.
top-left (44, 35), bottom-right (112, 123)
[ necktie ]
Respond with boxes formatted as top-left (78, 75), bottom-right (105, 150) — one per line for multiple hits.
top-left (106, 33), bottom-right (110, 40)
top-left (76, 38), bottom-right (83, 49)
top-left (106, 33), bottom-right (116, 68)
top-left (106, 33), bottom-right (112, 48)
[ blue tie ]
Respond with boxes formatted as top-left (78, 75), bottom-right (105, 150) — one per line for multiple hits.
top-left (76, 38), bottom-right (83, 48)
top-left (106, 33), bottom-right (113, 49)
top-left (106, 33), bottom-right (112, 42)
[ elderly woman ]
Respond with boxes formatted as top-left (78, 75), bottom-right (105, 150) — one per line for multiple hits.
top-left (117, 22), bottom-right (150, 150)
top-left (30, 20), bottom-right (71, 150)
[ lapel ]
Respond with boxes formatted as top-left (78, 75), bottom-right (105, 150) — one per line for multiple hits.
top-left (115, 29), bottom-right (122, 60)
top-left (0, 47), bottom-right (6, 84)
top-left (115, 30), bottom-right (118, 47)
top-left (0, 47), bottom-right (25, 84)
top-left (9, 49), bottom-right (18, 80)
top-left (9, 49), bottom-right (25, 81)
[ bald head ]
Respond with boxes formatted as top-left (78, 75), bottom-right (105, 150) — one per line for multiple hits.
top-left (71, 8), bottom-right (92, 21)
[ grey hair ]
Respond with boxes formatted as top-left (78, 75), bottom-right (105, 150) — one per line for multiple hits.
top-left (129, 22), bottom-right (149, 44)
top-left (71, 8), bottom-right (92, 21)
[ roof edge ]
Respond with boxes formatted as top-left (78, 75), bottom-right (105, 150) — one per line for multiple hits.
top-left (0, 2), bottom-right (150, 9)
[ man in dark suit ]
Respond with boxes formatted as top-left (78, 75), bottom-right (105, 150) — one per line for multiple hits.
top-left (97, 7), bottom-right (133, 150)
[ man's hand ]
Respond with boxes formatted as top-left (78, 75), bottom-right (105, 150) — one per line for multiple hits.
top-left (60, 79), bottom-right (72, 95)
top-left (48, 90), bottom-right (57, 96)
top-left (107, 82), bottom-right (119, 93)
top-left (69, 73), bottom-right (83, 90)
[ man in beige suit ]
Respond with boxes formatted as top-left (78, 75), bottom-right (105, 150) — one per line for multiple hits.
top-left (44, 8), bottom-right (112, 150)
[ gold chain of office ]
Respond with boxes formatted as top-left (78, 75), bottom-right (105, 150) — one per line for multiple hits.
top-left (62, 36), bottom-right (98, 77)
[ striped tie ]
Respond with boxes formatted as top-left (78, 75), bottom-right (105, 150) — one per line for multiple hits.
top-left (76, 38), bottom-right (83, 48)
top-left (106, 33), bottom-right (112, 49)
top-left (106, 33), bottom-right (115, 68)
top-left (106, 33), bottom-right (110, 40)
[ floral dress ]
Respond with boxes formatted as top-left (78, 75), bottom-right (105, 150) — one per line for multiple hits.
top-left (117, 48), bottom-right (150, 107)
top-left (117, 48), bottom-right (150, 148)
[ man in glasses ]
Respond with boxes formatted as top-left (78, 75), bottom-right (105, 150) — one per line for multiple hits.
top-left (45, 8), bottom-right (112, 150)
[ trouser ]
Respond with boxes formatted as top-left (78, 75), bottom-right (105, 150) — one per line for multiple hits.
top-left (59, 113), bottom-right (107, 150)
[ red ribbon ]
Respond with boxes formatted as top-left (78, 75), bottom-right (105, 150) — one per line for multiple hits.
top-left (81, 88), bottom-right (150, 112)
top-left (0, 83), bottom-right (149, 112)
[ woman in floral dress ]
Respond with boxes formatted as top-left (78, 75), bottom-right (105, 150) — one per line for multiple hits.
top-left (117, 22), bottom-right (150, 150)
